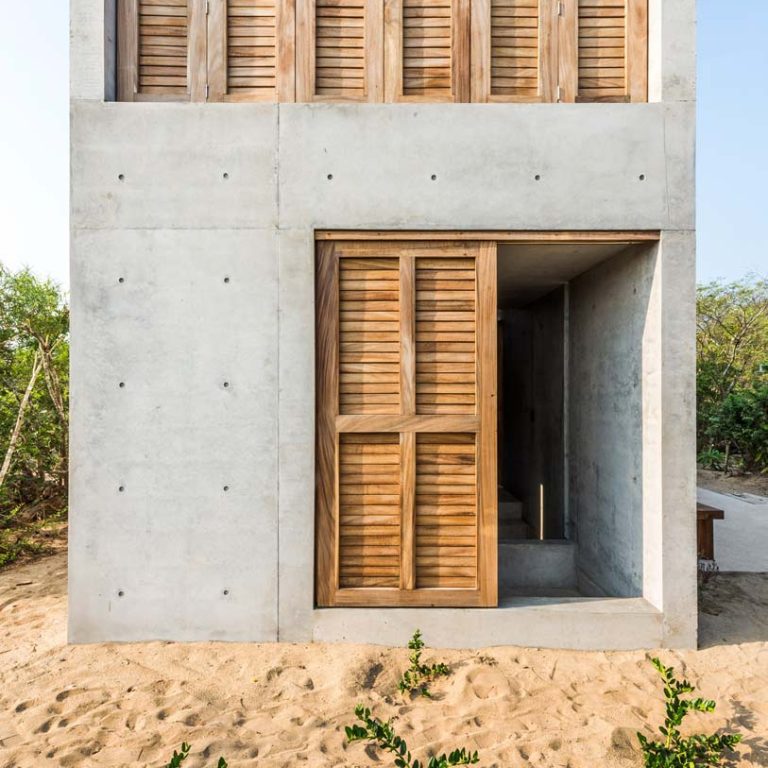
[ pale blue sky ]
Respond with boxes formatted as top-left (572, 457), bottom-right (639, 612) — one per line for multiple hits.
top-left (0, 1), bottom-right (765, 289)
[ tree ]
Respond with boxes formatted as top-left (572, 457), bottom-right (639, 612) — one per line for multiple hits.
top-left (696, 276), bottom-right (768, 472)
top-left (0, 267), bottom-right (69, 505)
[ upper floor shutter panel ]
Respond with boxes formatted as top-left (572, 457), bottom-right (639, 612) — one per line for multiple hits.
top-left (574, 0), bottom-right (646, 102)
top-left (490, 0), bottom-right (539, 99)
top-left (138, 0), bottom-right (189, 96)
top-left (384, 0), bottom-right (469, 101)
top-left (118, 0), bottom-right (207, 101)
top-left (315, 0), bottom-right (366, 97)
top-left (297, 0), bottom-right (380, 100)
top-left (471, 0), bottom-right (553, 102)
top-left (207, 0), bottom-right (296, 101)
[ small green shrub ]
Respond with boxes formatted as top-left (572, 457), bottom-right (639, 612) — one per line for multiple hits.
top-left (697, 448), bottom-right (726, 471)
top-left (163, 743), bottom-right (227, 768)
top-left (346, 704), bottom-right (479, 768)
top-left (398, 629), bottom-right (450, 698)
top-left (637, 658), bottom-right (741, 767)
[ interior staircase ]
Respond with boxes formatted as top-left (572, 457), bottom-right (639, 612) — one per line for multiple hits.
top-left (498, 488), bottom-right (532, 540)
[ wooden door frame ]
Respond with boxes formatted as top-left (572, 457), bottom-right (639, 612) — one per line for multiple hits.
top-left (315, 238), bottom-right (498, 607)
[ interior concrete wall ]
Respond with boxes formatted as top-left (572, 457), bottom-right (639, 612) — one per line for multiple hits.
top-left (569, 246), bottom-right (652, 598)
top-left (69, 0), bottom-right (697, 647)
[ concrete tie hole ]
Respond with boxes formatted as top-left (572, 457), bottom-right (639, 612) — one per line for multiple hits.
top-left (224, 276), bottom-right (230, 284)
top-left (223, 381), bottom-right (230, 389)
top-left (119, 382), bottom-right (125, 389)
top-left (118, 590), bottom-right (125, 598)
top-left (535, 174), bottom-right (541, 181)
top-left (327, 173), bottom-right (333, 181)
top-left (639, 174), bottom-right (646, 181)
top-left (118, 486), bottom-right (125, 493)
top-left (223, 485), bottom-right (230, 492)
top-left (431, 174), bottom-right (437, 181)
top-left (118, 277), bottom-right (125, 284)
top-left (223, 172), bottom-right (229, 180)
top-left (223, 589), bottom-right (230, 596)
top-left (118, 174), bottom-right (125, 182)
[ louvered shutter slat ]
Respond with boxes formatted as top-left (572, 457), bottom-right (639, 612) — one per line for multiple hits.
top-left (138, 0), bottom-right (189, 95)
top-left (416, 257), bottom-right (477, 414)
top-left (402, 0), bottom-right (453, 97)
top-left (226, 0), bottom-right (278, 96)
top-left (577, 0), bottom-right (628, 101)
top-left (490, 0), bottom-right (540, 99)
top-left (339, 258), bottom-right (401, 414)
top-left (339, 434), bottom-right (402, 588)
top-left (315, 0), bottom-right (367, 97)
top-left (415, 433), bottom-right (477, 588)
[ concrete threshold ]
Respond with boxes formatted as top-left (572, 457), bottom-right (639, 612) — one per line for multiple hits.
top-left (312, 597), bottom-right (662, 650)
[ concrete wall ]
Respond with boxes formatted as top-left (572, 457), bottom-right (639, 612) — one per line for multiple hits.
top-left (569, 246), bottom-right (652, 597)
top-left (69, 0), bottom-right (697, 648)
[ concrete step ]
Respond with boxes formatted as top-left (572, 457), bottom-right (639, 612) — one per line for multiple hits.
top-left (498, 540), bottom-right (577, 592)
top-left (498, 520), bottom-right (531, 540)
top-left (499, 499), bottom-right (523, 522)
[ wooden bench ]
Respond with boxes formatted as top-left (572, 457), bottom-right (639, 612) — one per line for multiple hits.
top-left (697, 502), bottom-right (725, 561)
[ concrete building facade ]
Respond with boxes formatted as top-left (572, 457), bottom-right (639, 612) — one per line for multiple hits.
top-left (69, 0), bottom-right (697, 648)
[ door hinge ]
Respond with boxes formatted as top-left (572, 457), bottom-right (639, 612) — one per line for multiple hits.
top-left (557, 1), bottom-right (565, 16)
top-left (206, 84), bottom-right (210, 99)
top-left (556, 84), bottom-right (562, 102)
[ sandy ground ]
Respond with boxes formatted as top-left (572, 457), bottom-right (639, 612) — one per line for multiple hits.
top-left (698, 468), bottom-right (768, 499)
top-left (1, 555), bottom-right (767, 768)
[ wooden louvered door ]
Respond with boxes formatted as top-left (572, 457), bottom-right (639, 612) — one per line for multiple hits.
top-left (208, 0), bottom-right (294, 101)
top-left (297, 0), bottom-right (383, 101)
top-left (384, 0), bottom-right (469, 102)
top-left (316, 240), bottom-right (497, 607)
top-left (118, 0), bottom-right (207, 101)
top-left (560, 0), bottom-right (647, 102)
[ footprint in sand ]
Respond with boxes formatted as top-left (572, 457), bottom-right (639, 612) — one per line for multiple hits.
top-left (466, 667), bottom-right (511, 699)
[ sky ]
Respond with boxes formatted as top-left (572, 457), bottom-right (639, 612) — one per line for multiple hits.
top-left (0, 1), bottom-right (766, 290)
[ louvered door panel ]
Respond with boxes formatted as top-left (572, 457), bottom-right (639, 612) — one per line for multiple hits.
top-left (416, 257), bottom-right (477, 414)
top-left (490, 0), bottom-right (540, 99)
top-left (317, 239), bottom-right (497, 608)
top-left (339, 434), bottom-right (401, 587)
top-left (402, 0), bottom-right (452, 98)
top-left (315, 0), bottom-right (367, 97)
top-left (416, 434), bottom-right (477, 588)
top-left (138, 0), bottom-right (190, 96)
top-left (577, 0), bottom-right (628, 101)
top-left (226, 0), bottom-right (278, 97)
top-left (339, 257), bottom-right (401, 414)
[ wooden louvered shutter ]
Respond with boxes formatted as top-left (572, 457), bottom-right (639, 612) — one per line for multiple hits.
top-left (563, 0), bottom-right (647, 102)
top-left (297, 0), bottom-right (383, 101)
top-left (384, 0), bottom-right (469, 102)
top-left (118, 0), bottom-right (207, 101)
top-left (471, 0), bottom-right (555, 102)
top-left (316, 239), bottom-right (497, 607)
top-left (208, 0), bottom-right (294, 100)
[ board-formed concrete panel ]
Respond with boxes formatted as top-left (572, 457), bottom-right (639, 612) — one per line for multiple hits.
top-left (278, 103), bottom-right (680, 231)
top-left (69, 228), bottom-right (280, 642)
top-left (71, 103), bottom-right (278, 230)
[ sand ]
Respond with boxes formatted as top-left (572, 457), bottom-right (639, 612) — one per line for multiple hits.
top-left (1, 555), bottom-right (767, 768)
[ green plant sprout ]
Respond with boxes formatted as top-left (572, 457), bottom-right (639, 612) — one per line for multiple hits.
top-left (163, 743), bottom-right (227, 768)
top-left (398, 629), bottom-right (450, 698)
top-left (637, 658), bottom-right (741, 767)
top-left (346, 704), bottom-right (479, 768)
